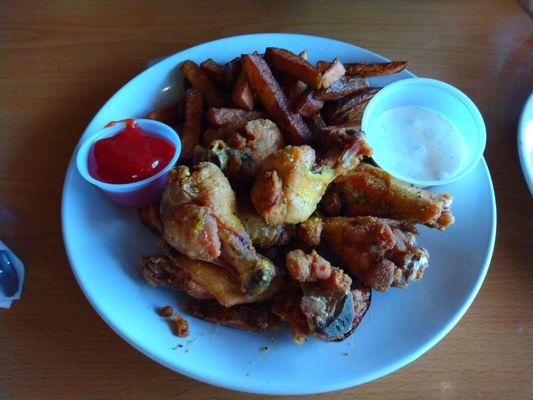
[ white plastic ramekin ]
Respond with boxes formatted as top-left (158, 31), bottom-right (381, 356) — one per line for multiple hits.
top-left (76, 119), bottom-right (181, 207)
top-left (362, 78), bottom-right (486, 187)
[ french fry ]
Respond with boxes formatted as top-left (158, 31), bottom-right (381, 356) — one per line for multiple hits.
top-left (318, 58), bottom-right (346, 89)
top-left (232, 71), bottom-right (254, 111)
top-left (200, 58), bottom-right (226, 88)
top-left (146, 100), bottom-right (184, 124)
top-left (241, 53), bottom-right (314, 145)
top-left (292, 90), bottom-right (324, 117)
top-left (265, 47), bottom-right (321, 89)
top-left (207, 107), bottom-right (265, 127)
top-left (344, 61), bottom-right (407, 77)
top-left (181, 88), bottom-right (204, 160)
top-left (324, 88), bottom-right (381, 124)
top-left (278, 50), bottom-right (309, 102)
top-left (203, 122), bottom-right (247, 144)
top-left (316, 60), bottom-right (330, 73)
top-left (307, 112), bottom-right (364, 149)
top-left (314, 76), bottom-right (368, 100)
top-left (181, 60), bottom-right (224, 107)
top-left (223, 57), bottom-right (242, 88)
top-left (317, 60), bottom-right (406, 77)
top-left (188, 299), bottom-right (278, 332)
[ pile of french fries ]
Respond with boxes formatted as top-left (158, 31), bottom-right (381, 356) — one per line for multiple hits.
top-left (147, 48), bottom-right (406, 154)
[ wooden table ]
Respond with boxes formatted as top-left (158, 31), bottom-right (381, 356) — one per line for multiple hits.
top-left (1, 1), bottom-right (531, 399)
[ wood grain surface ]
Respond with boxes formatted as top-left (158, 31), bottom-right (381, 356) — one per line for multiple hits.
top-left (0, 1), bottom-right (532, 399)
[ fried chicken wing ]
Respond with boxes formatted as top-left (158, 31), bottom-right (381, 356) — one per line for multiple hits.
top-left (322, 216), bottom-right (429, 291)
top-left (199, 119), bottom-right (285, 182)
top-left (251, 137), bottom-right (369, 225)
top-left (140, 254), bottom-right (212, 300)
top-left (237, 196), bottom-right (294, 248)
top-left (323, 163), bottom-right (454, 230)
top-left (276, 249), bottom-right (371, 342)
top-left (140, 252), bottom-right (281, 307)
top-left (160, 162), bottom-right (277, 295)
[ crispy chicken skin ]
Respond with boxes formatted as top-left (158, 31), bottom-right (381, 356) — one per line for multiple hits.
top-left (251, 138), bottom-right (367, 225)
top-left (297, 215), bottom-right (324, 247)
top-left (140, 250), bottom-right (281, 307)
top-left (160, 162), bottom-right (276, 295)
top-left (140, 254), bottom-right (212, 300)
top-left (237, 196), bottom-right (294, 248)
top-left (323, 163), bottom-right (454, 230)
top-left (275, 249), bottom-right (370, 342)
top-left (199, 119), bottom-right (285, 182)
top-left (322, 216), bottom-right (429, 291)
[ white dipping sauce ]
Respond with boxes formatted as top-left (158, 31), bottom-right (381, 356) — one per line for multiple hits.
top-left (370, 106), bottom-right (466, 181)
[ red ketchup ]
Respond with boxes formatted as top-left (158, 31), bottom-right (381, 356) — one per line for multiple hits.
top-left (89, 119), bottom-right (175, 184)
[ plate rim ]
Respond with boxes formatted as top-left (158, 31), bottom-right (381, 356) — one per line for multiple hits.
top-left (518, 92), bottom-right (533, 195)
top-left (61, 32), bottom-right (497, 395)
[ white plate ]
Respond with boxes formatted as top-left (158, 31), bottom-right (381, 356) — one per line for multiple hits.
top-left (62, 33), bottom-right (496, 395)
top-left (518, 92), bottom-right (533, 195)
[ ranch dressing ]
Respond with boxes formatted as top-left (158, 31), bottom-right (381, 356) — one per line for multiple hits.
top-left (370, 106), bottom-right (466, 181)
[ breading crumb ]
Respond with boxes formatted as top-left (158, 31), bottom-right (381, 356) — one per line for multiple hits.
top-left (169, 314), bottom-right (190, 338)
top-left (157, 305), bottom-right (174, 318)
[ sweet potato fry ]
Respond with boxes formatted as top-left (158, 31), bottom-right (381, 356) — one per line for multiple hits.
top-left (207, 107), bottom-right (265, 127)
top-left (318, 58), bottom-right (346, 89)
top-left (188, 299), bottom-right (278, 332)
top-left (200, 58), bottom-right (226, 88)
top-left (276, 50), bottom-right (310, 103)
top-left (181, 88), bottom-right (204, 160)
top-left (307, 113), bottom-right (365, 149)
top-left (181, 60), bottom-right (224, 107)
top-left (223, 57), bottom-right (242, 88)
top-left (232, 71), bottom-right (254, 111)
top-left (316, 60), bottom-right (330, 73)
top-left (314, 76), bottom-right (368, 100)
top-left (241, 53), bottom-right (314, 145)
top-left (317, 60), bottom-right (406, 77)
top-left (324, 87), bottom-right (381, 124)
top-left (284, 79), bottom-right (308, 103)
top-left (203, 122), bottom-right (247, 144)
top-left (344, 61), bottom-right (407, 77)
top-left (265, 47), bottom-right (321, 89)
top-left (146, 100), bottom-right (184, 124)
top-left (292, 90), bottom-right (324, 117)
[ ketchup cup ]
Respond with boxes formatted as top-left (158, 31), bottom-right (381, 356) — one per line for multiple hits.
top-left (76, 119), bottom-right (181, 208)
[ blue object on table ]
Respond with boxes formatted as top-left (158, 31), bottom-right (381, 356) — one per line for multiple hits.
top-left (0, 250), bottom-right (19, 297)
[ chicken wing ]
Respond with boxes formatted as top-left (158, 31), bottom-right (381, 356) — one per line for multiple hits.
top-left (273, 249), bottom-right (370, 342)
top-left (140, 251), bottom-right (281, 307)
top-left (160, 162), bottom-right (277, 295)
top-left (322, 216), bottom-right (429, 291)
top-left (322, 163), bottom-right (454, 230)
top-left (140, 254), bottom-right (212, 300)
top-left (237, 196), bottom-right (295, 248)
top-left (199, 119), bottom-right (285, 182)
top-left (251, 136), bottom-right (370, 225)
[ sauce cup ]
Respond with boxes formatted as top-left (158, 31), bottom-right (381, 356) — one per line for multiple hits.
top-left (76, 119), bottom-right (181, 207)
top-left (362, 78), bottom-right (486, 187)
